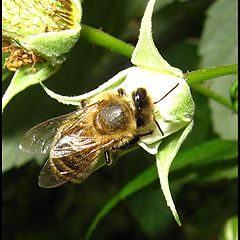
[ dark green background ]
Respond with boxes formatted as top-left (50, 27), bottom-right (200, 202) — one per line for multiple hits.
top-left (2, 0), bottom-right (237, 239)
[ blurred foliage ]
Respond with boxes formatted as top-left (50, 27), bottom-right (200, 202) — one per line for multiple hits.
top-left (2, 0), bottom-right (237, 240)
top-left (198, 0), bottom-right (237, 140)
top-left (220, 216), bottom-right (238, 240)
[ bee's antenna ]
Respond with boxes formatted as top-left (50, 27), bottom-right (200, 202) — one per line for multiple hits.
top-left (153, 83), bottom-right (179, 136)
top-left (154, 119), bottom-right (164, 136)
top-left (154, 83), bottom-right (179, 104)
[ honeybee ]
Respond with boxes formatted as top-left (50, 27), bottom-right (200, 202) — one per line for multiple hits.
top-left (20, 84), bottom-right (179, 188)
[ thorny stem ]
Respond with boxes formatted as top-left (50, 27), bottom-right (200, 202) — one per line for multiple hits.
top-left (79, 25), bottom-right (238, 112)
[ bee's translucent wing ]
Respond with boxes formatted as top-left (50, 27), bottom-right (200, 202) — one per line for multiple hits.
top-left (38, 131), bottom-right (115, 188)
top-left (38, 158), bottom-right (69, 188)
top-left (19, 111), bottom-right (78, 154)
top-left (38, 103), bottom-right (117, 188)
top-left (38, 150), bottom-right (104, 188)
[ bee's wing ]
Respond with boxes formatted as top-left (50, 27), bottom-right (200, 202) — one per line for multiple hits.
top-left (38, 157), bottom-right (71, 188)
top-left (19, 111), bottom-right (78, 154)
top-left (38, 104), bottom-right (117, 188)
top-left (38, 148), bottom-right (106, 188)
top-left (38, 136), bottom-right (115, 188)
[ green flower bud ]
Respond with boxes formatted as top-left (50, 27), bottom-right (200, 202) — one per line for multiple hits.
top-left (2, 0), bottom-right (82, 71)
top-left (117, 67), bottom-right (194, 155)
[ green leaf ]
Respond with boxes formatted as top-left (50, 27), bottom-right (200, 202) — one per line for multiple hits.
top-left (2, 69), bottom-right (12, 83)
top-left (85, 137), bottom-right (237, 239)
top-left (199, 0), bottom-right (237, 140)
top-left (131, 0), bottom-right (182, 76)
top-left (156, 121), bottom-right (194, 226)
top-left (220, 216), bottom-right (238, 240)
top-left (198, 161), bottom-right (237, 183)
top-left (2, 132), bottom-right (45, 172)
top-left (230, 79), bottom-right (238, 112)
top-left (2, 63), bottom-right (59, 112)
top-left (171, 138), bottom-right (238, 171)
top-left (127, 188), bottom-right (173, 237)
top-left (84, 165), bottom-right (158, 240)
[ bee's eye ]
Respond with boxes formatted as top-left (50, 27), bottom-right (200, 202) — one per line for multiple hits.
top-left (135, 88), bottom-right (147, 101)
top-left (133, 88), bottom-right (147, 108)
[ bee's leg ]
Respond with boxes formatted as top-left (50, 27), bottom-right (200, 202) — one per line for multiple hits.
top-left (117, 88), bottom-right (126, 96)
top-left (139, 129), bottom-right (153, 138)
top-left (104, 150), bottom-right (113, 165)
top-left (80, 99), bottom-right (88, 108)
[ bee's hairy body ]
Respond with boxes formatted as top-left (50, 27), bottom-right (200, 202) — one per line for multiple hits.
top-left (20, 87), bottom-right (155, 188)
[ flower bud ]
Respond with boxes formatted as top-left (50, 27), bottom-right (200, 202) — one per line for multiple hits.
top-left (2, 0), bottom-right (82, 71)
top-left (117, 67), bottom-right (194, 154)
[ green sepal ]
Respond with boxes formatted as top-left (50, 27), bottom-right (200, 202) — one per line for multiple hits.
top-left (131, 0), bottom-right (182, 77)
top-left (2, 63), bottom-right (59, 112)
top-left (156, 121), bottom-right (194, 226)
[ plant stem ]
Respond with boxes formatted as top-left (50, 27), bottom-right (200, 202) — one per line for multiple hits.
top-left (192, 85), bottom-right (236, 112)
top-left (185, 65), bottom-right (238, 112)
top-left (184, 65), bottom-right (238, 85)
top-left (79, 25), bottom-right (238, 112)
top-left (80, 24), bottom-right (134, 58)
top-left (80, 25), bottom-right (238, 84)
top-left (80, 25), bottom-right (237, 83)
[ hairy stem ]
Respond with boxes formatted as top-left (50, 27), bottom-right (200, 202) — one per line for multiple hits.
top-left (184, 65), bottom-right (238, 85)
top-left (79, 25), bottom-right (238, 111)
top-left (185, 65), bottom-right (238, 112)
top-left (80, 24), bottom-right (134, 58)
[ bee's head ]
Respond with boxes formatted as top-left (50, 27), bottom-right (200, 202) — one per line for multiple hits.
top-left (132, 88), bottom-right (148, 110)
top-left (132, 88), bottom-right (154, 128)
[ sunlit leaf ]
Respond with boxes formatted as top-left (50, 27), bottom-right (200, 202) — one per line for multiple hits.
top-left (2, 63), bottom-right (59, 112)
top-left (220, 216), bottom-right (238, 240)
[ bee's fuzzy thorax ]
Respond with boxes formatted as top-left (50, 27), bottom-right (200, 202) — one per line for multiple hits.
top-left (20, 86), bottom-right (157, 188)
